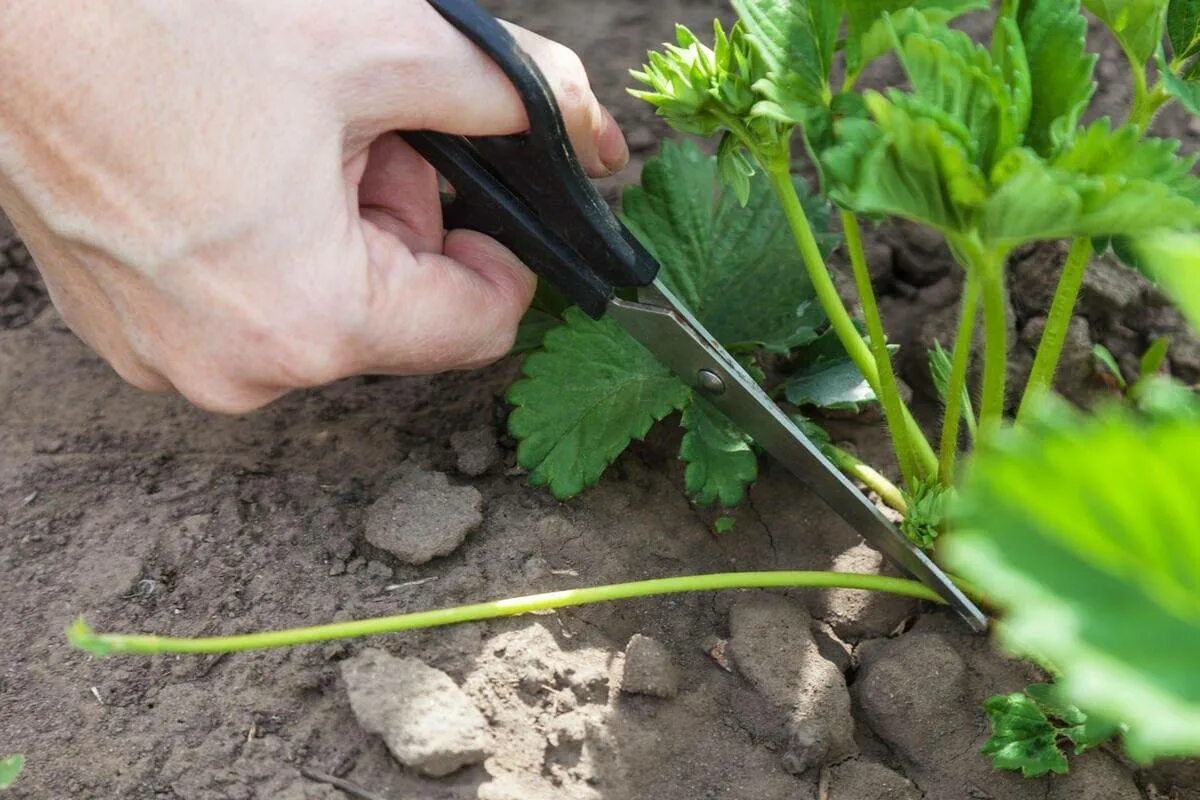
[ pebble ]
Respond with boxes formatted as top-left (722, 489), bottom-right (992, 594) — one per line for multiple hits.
top-left (341, 648), bottom-right (493, 777)
top-left (365, 463), bottom-right (483, 564)
top-left (450, 426), bottom-right (503, 477)
top-left (620, 634), bottom-right (680, 698)
top-left (728, 595), bottom-right (855, 773)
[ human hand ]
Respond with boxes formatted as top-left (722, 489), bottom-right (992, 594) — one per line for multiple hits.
top-left (0, 0), bottom-right (628, 412)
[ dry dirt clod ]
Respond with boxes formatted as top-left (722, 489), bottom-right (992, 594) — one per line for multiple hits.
top-left (364, 463), bottom-right (483, 565)
top-left (729, 594), bottom-right (856, 774)
top-left (340, 648), bottom-right (493, 777)
top-left (827, 758), bottom-right (921, 800)
top-left (620, 633), bottom-right (680, 698)
top-left (809, 543), bottom-right (920, 640)
top-left (450, 426), bottom-right (503, 477)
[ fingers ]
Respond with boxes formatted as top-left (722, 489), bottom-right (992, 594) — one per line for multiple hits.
top-left (354, 134), bottom-right (443, 253)
top-left (333, 4), bottom-right (628, 177)
top-left (356, 226), bottom-right (536, 374)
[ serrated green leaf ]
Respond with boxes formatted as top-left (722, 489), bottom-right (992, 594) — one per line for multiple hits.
top-left (825, 96), bottom-right (988, 234)
top-left (1084, 0), bottom-right (1170, 66)
top-left (1010, 0), bottom-right (1097, 156)
top-left (0, 755), bottom-right (23, 790)
top-left (945, 409), bottom-right (1200, 761)
top-left (714, 516), bottom-right (737, 534)
top-left (893, 18), bottom-right (1020, 171)
top-left (846, 0), bottom-right (989, 76)
top-left (732, 0), bottom-right (841, 119)
top-left (982, 692), bottom-right (1071, 777)
top-left (507, 308), bottom-right (691, 500)
top-left (679, 397), bottom-right (758, 506)
top-left (623, 140), bottom-right (834, 353)
top-left (1025, 683), bottom-right (1124, 753)
top-left (1170, 0), bottom-right (1200, 58)
top-left (984, 121), bottom-right (1200, 244)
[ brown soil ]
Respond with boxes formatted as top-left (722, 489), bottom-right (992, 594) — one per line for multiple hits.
top-left (1, 3), bottom-right (1197, 799)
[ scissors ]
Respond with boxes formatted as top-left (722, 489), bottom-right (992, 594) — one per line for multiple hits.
top-left (401, 0), bottom-right (988, 632)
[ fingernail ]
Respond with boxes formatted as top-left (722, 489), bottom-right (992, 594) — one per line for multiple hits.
top-left (598, 106), bottom-right (629, 175)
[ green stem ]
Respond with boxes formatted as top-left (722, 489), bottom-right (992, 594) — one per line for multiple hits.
top-left (70, 571), bottom-right (945, 657)
top-left (829, 446), bottom-right (908, 514)
top-left (1017, 237), bottom-right (1093, 422)
top-left (763, 159), bottom-right (937, 478)
top-left (939, 271), bottom-right (982, 485)
top-left (979, 250), bottom-right (1011, 438)
top-left (842, 211), bottom-right (919, 488)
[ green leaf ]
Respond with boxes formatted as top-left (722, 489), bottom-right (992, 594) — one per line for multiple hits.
top-left (945, 409), bottom-right (1200, 761)
top-left (1092, 343), bottom-right (1128, 387)
top-left (714, 516), bottom-right (738, 534)
top-left (507, 308), bottom-right (691, 500)
top-left (984, 121), bottom-right (1200, 244)
top-left (0, 755), bottom-right (23, 790)
top-left (892, 18), bottom-right (1021, 171)
top-left (1159, 49), bottom-right (1200, 114)
top-left (1083, 0), bottom-right (1170, 66)
top-left (901, 479), bottom-right (949, 549)
top-left (845, 0), bottom-right (989, 76)
top-left (1169, 0), bottom-right (1200, 58)
top-left (1024, 683), bottom-right (1124, 753)
top-left (623, 140), bottom-right (834, 353)
top-left (1131, 231), bottom-right (1200, 328)
top-left (511, 307), bottom-right (563, 356)
top-left (732, 0), bottom-right (841, 120)
top-left (1010, 0), bottom-right (1097, 156)
top-left (824, 96), bottom-right (988, 234)
top-left (784, 329), bottom-right (878, 410)
top-left (1140, 336), bottom-right (1171, 380)
top-left (982, 692), bottom-right (1071, 777)
top-left (680, 397), bottom-right (759, 506)
top-left (930, 341), bottom-right (979, 437)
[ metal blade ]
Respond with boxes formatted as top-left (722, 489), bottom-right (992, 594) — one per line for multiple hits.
top-left (607, 280), bottom-right (988, 632)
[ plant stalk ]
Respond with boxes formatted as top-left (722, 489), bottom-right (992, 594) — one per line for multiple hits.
top-left (842, 211), bottom-right (920, 488)
top-left (829, 445), bottom-right (908, 513)
top-left (939, 271), bottom-right (982, 485)
top-left (763, 160), bottom-right (937, 478)
top-left (71, 571), bottom-right (945, 656)
top-left (979, 250), bottom-right (1011, 438)
top-left (1017, 237), bottom-right (1093, 422)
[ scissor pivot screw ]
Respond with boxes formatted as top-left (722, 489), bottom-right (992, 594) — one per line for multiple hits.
top-left (696, 369), bottom-right (726, 395)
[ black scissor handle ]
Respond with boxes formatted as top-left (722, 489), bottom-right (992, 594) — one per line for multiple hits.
top-left (400, 0), bottom-right (658, 318)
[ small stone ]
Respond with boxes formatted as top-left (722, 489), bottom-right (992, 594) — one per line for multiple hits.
top-left (364, 560), bottom-right (393, 580)
top-left (450, 426), bottom-right (503, 477)
top-left (620, 634), bottom-right (680, 699)
top-left (365, 463), bottom-right (483, 564)
top-left (729, 595), bottom-right (855, 773)
top-left (341, 648), bottom-right (492, 777)
top-left (828, 759), bottom-right (921, 800)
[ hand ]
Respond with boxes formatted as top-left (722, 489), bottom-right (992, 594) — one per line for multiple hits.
top-left (0, 0), bottom-right (628, 412)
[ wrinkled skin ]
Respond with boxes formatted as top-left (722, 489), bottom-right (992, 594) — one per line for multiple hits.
top-left (0, 0), bottom-right (627, 412)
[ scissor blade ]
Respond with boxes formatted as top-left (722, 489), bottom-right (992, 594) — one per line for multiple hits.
top-left (607, 280), bottom-right (988, 632)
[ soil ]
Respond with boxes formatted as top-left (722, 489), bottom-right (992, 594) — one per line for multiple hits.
top-left (1, 3), bottom-right (1198, 799)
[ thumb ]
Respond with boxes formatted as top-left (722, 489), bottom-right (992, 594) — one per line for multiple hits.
top-left (332, 2), bottom-right (628, 177)
top-left (356, 227), bottom-right (537, 374)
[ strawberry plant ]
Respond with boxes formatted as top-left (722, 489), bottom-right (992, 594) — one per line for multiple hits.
top-left (66, 0), bottom-right (1200, 784)
top-left (0, 755), bottom-right (23, 792)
